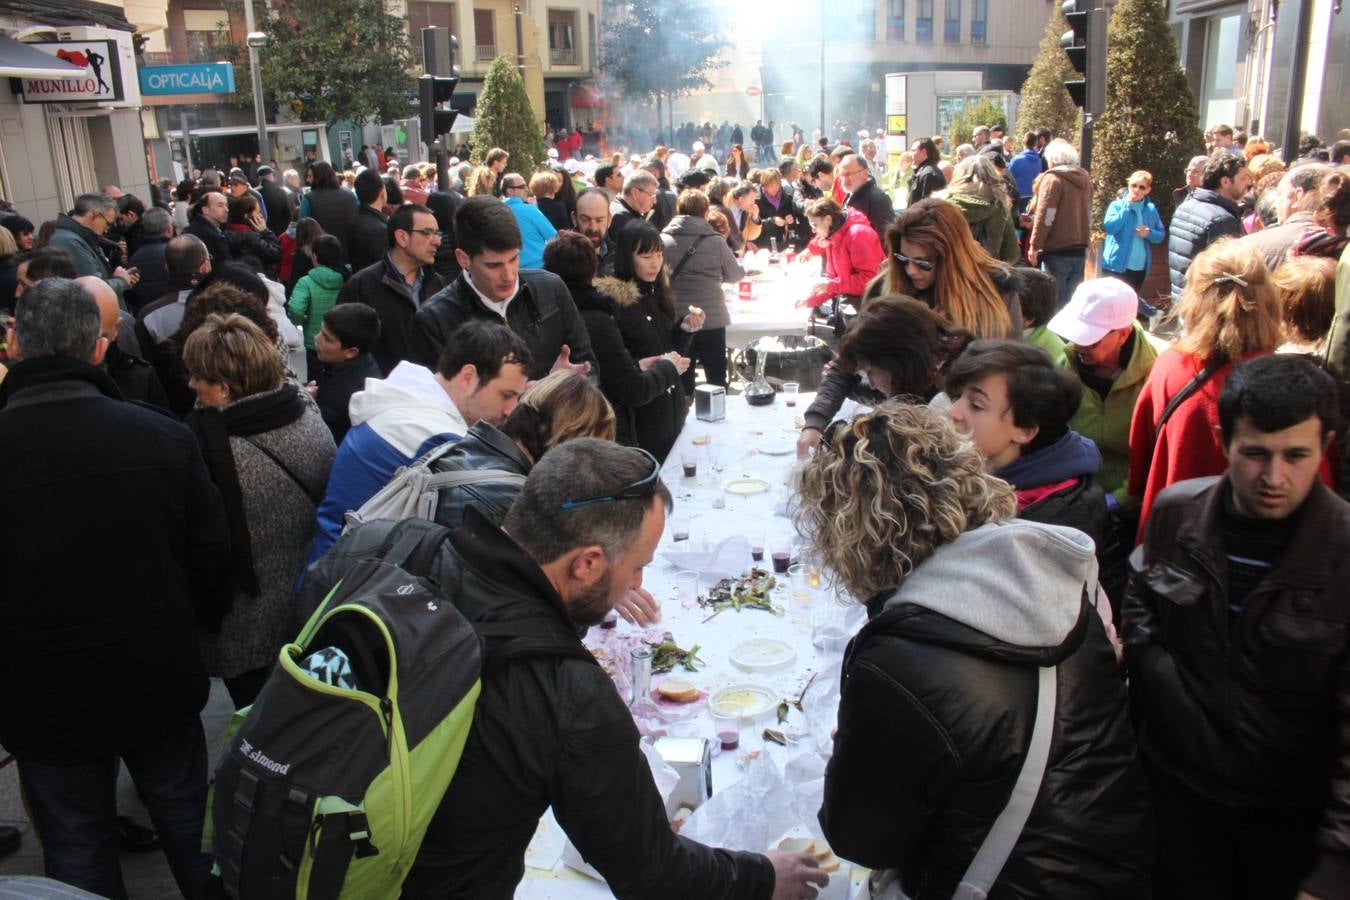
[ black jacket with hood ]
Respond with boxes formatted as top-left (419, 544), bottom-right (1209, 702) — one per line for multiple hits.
top-left (823, 519), bottom-right (1152, 899)
top-left (337, 253), bottom-right (446, 375)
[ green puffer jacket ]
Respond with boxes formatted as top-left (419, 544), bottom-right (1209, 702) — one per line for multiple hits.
top-left (943, 192), bottom-right (1020, 264)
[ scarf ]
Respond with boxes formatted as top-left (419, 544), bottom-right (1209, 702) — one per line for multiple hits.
top-left (187, 382), bottom-right (306, 624)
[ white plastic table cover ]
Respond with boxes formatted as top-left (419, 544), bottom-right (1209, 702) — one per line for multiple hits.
top-left (724, 251), bottom-right (827, 347)
top-left (514, 392), bottom-right (873, 899)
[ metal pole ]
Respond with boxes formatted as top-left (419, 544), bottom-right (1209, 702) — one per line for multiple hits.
top-left (1281, 0), bottom-right (1314, 164)
top-left (514, 4), bottom-right (525, 77)
top-left (818, 0), bottom-right (825, 140)
top-left (181, 109), bottom-right (193, 177)
top-left (242, 0), bottom-right (269, 165)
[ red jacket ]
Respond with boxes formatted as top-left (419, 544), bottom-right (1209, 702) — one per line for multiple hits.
top-left (1128, 348), bottom-right (1334, 540)
top-left (806, 207), bottom-right (885, 307)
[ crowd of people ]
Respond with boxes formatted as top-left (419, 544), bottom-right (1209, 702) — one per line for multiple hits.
top-left (1, 114), bottom-right (1350, 900)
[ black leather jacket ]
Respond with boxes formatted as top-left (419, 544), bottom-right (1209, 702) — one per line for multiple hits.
top-left (429, 421), bottom-right (530, 529)
top-left (1124, 476), bottom-right (1350, 898)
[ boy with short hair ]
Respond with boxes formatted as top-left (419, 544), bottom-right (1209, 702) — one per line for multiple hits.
top-left (306, 303), bottom-right (382, 444)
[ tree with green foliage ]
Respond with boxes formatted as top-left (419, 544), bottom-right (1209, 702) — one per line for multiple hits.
top-left (470, 56), bottom-right (547, 176)
top-left (1091, 0), bottom-right (1204, 226)
top-left (950, 96), bottom-right (1009, 150)
top-left (1016, 6), bottom-right (1080, 144)
top-left (599, 0), bottom-right (727, 140)
top-left (223, 0), bottom-right (414, 127)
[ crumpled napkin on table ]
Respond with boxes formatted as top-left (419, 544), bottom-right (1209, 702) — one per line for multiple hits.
top-left (659, 535), bottom-right (753, 580)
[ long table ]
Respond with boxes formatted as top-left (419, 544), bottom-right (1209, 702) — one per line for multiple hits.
top-left (723, 252), bottom-right (827, 348)
top-left (514, 391), bottom-right (869, 899)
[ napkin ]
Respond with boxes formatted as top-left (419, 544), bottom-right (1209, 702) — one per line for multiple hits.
top-left (659, 535), bottom-right (753, 580)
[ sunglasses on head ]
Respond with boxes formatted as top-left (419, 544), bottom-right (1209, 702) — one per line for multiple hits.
top-left (560, 447), bottom-right (661, 510)
top-left (893, 252), bottom-right (934, 272)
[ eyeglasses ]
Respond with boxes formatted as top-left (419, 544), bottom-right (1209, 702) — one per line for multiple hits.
top-left (1128, 182), bottom-right (1149, 190)
top-left (409, 228), bottom-right (444, 239)
top-left (560, 447), bottom-right (661, 510)
top-left (893, 252), bottom-right (934, 272)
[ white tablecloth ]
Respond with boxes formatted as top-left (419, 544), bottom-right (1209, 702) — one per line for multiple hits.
top-left (724, 254), bottom-right (826, 347)
top-left (515, 392), bottom-right (870, 898)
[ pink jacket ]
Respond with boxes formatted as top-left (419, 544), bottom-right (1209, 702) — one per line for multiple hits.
top-left (807, 207), bottom-right (885, 306)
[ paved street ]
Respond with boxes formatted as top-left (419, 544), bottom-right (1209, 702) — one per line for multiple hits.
top-left (0, 682), bottom-right (236, 898)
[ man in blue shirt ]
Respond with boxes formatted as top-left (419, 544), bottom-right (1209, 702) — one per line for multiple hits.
top-left (500, 174), bottom-right (557, 269)
top-left (1009, 131), bottom-right (1043, 216)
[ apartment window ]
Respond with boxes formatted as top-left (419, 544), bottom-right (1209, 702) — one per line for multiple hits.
top-left (408, 1), bottom-right (456, 67)
top-left (474, 9), bottom-right (496, 60)
top-left (548, 9), bottom-right (578, 65)
top-left (970, 0), bottom-right (986, 44)
top-left (183, 10), bottom-right (229, 64)
top-left (916, 0), bottom-right (933, 42)
top-left (944, 0), bottom-right (960, 42)
top-left (887, 0), bottom-right (904, 41)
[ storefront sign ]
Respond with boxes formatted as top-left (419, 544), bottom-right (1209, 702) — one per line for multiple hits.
top-left (139, 62), bottom-right (236, 96)
top-left (20, 40), bottom-right (124, 103)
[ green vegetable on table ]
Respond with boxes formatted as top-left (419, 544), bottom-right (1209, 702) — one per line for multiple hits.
top-left (649, 632), bottom-right (704, 674)
top-left (698, 568), bottom-right (785, 616)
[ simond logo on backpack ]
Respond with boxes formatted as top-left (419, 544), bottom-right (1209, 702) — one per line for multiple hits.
top-left (239, 739), bottom-right (291, 776)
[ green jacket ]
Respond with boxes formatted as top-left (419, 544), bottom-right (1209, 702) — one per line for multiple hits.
top-left (47, 214), bottom-right (128, 306)
top-left (1066, 322), bottom-right (1169, 505)
top-left (287, 265), bottom-right (346, 349)
top-left (1326, 243), bottom-right (1350, 382)
top-left (944, 193), bottom-right (1020, 264)
top-left (1026, 325), bottom-right (1068, 368)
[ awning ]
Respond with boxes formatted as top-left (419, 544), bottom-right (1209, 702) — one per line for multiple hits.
top-left (164, 121), bottom-right (328, 139)
top-left (0, 33), bottom-right (88, 78)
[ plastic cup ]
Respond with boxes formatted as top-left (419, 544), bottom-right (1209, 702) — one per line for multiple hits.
top-left (670, 511), bottom-right (690, 543)
top-left (788, 563), bottom-right (814, 613)
top-left (675, 570), bottom-right (699, 605)
top-left (679, 448), bottom-right (698, 479)
top-left (711, 701), bottom-right (742, 751)
top-left (771, 535), bottom-right (794, 574)
top-left (782, 382), bottom-right (800, 407)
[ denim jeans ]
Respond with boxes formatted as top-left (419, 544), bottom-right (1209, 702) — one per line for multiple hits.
top-left (1041, 252), bottom-right (1086, 310)
top-left (17, 720), bottom-right (212, 900)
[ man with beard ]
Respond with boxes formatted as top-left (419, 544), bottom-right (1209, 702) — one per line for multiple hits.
top-left (399, 439), bottom-right (827, 900)
top-left (572, 187), bottom-right (615, 276)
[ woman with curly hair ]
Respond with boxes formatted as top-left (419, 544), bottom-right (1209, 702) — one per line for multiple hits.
top-left (795, 401), bottom-right (1151, 899)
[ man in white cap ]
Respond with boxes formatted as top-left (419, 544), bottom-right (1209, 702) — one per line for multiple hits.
top-left (690, 141), bottom-right (719, 175)
top-left (1048, 277), bottom-right (1170, 509)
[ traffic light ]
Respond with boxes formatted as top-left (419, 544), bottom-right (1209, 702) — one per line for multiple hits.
top-left (419, 73), bottom-right (459, 144)
top-left (1061, 0), bottom-right (1090, 109)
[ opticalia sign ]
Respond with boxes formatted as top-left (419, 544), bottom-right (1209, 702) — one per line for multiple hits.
top-left (139, 63), bottom-right (236, 96)
top-left (21, 40), bottom-right (124, 104)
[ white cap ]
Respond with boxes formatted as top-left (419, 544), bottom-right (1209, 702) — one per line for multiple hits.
top-left (1048, 278), bottom-right (1139, 345)
top-left (547, 147), bottom-right (559, 159)
top-left (692, 140), bottom-right (705, 152)
top-left (563, 159), bottom-right (581, 174)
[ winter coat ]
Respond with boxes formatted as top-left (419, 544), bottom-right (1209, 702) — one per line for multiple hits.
top-left (1061, 322), bottom-right (1169, 505)
top-left (429, 420), bottom-right (532, 529)
top-left (1029, 166), bottom-right (1092, 256)
top-left (1008, 149), bottom-right (1041, 199)
top-left (569, 278), bottom-right (683, 454)
top-left (185, 215), bottom-right (233, 267)
top-left (338, 253), bottom-right (446, 375)
top-left (806, 208), bottom-right (885, 305)
top-left (537, 196), bottom-right (571, 233)
top-left (1238, 209), bottom-right (1321, 274)
top-left (609, 197), bottom-right (645, 240)
top-left (126, 234), bottom-right (171, 314)
top-left (300, 187), bottom-right (359, 259)
top-left (224, 223), bottom-right (282, 274)
top-left (945, 192), bottom-right (1020, 264)
top-left (312, 352), bottom-right (381, 445)
top-left (288, 265), bottom-right (346, 349)
top-left (1025, 325), bottom-right (1068, 368)
top-left (1125, 475), bottom-right (1350, 900)
top-left (995, 431), bottom-right (1110, 563)
top-left (347, 205), bottom-right (390, 275)
top-left (309, 360), bottom-right (466, 563)
top-left (409, 270), bottom-right (598, 381)
top-left (661, 215), bottom-right (743, 329)
top-left (47, 214), bottom-right (129, 301)
top-left (907, 163), bottom-right (946, 204)
top-left (198, 391), bottom-right (334, 678)
top-left (0, 357), bottom-right (230, 764)
top-left (260, 179), bottom-right (292, 237)
top-left (504, 196), bottom-right (558, 269)
top-left (755, 186), bottom-right (795, 249)
top-left (843, 177), bottom-right (896, 237)
top-left (393, 508), bottom-right (777, 899)
top-left (1101, 194), bottom-right (1165, 275)
top-left (1167, 189), bottom-right (1243, 301)
top-left (823, 520), bottom-right (1152, 898)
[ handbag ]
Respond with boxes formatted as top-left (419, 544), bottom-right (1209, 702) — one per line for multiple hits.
top-left (864, 663), bottom-right (1059, 900)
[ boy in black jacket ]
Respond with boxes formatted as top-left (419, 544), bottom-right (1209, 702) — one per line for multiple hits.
top-left (307, 304), bottom-right (382, 444)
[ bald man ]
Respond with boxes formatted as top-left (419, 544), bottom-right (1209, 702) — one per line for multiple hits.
top-left (77, 275), bottom-right (169, 408)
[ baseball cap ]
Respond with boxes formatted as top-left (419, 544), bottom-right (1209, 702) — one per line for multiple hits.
top-left (547, 147), bottom-right (559, 159)
top-left (563, 159), bottom-right (581, 174)
top-left (1048, 278), bottom-right (1138, 345)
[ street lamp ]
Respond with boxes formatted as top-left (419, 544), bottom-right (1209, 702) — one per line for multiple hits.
top-left (242, 1), bottom-right (269, 165)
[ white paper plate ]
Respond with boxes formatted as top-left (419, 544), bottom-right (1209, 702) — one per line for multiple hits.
top-left (757, 439), bottom-right (796, 456)
top-left (724, 477), bottom-right (771, 495)
top-left (730, 638), bottom-right (797, 672)
top-left (709, 683), bottom-right (778, 720)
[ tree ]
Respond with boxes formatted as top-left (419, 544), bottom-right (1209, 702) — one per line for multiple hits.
top-left (1091, 0), bottom-right (1204, 226)
top-left (470, 56), bottom-right (547, 175)
top-left (599, 0), bottom-right (727, 141)
top-left (950, 96), bottom-right (1009, 150)
top-left (1016, 6), bottom-right (1080, 144)
top-left (224, 0), bottom-right (414, 127)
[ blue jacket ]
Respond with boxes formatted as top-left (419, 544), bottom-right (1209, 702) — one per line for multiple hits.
top-left (504, 196), bottom-right (558, 269)
top-left (1101, 194), bottom-right (1165, 275)
top-left (308, 360), bottom-right (466, 564)
top-left (1008, 149), bottom-right (1043, 199)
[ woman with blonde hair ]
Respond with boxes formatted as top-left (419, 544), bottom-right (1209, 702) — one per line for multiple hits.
top-left (1128, 238), bottom-right (1290, 535)
top-left (875, 197), bottom-right (1020, 339)
top-left (183, 312), bottom-right (335, 707)
top-left (936, 155), bottom-right (1020, 264)
top-left (1272, 254), bottom-right (1336, 354)
top-left (465, 165), bottom-right (497, 197)
top-left (797, 401), bottom-right (1151, 899)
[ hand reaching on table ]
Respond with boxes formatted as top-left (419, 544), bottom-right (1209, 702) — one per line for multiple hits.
top-left (765, 851), bottom-right (827, 899)
top-left (615, 586), bottom-right (661, 626)
top-left (797, 427), bottom-right (823, 458)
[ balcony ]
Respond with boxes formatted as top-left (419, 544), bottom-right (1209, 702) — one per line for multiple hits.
top-left (476, 43), bottom-right (496, 61)
top-left (550, 46), bottom-right (577, 65)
